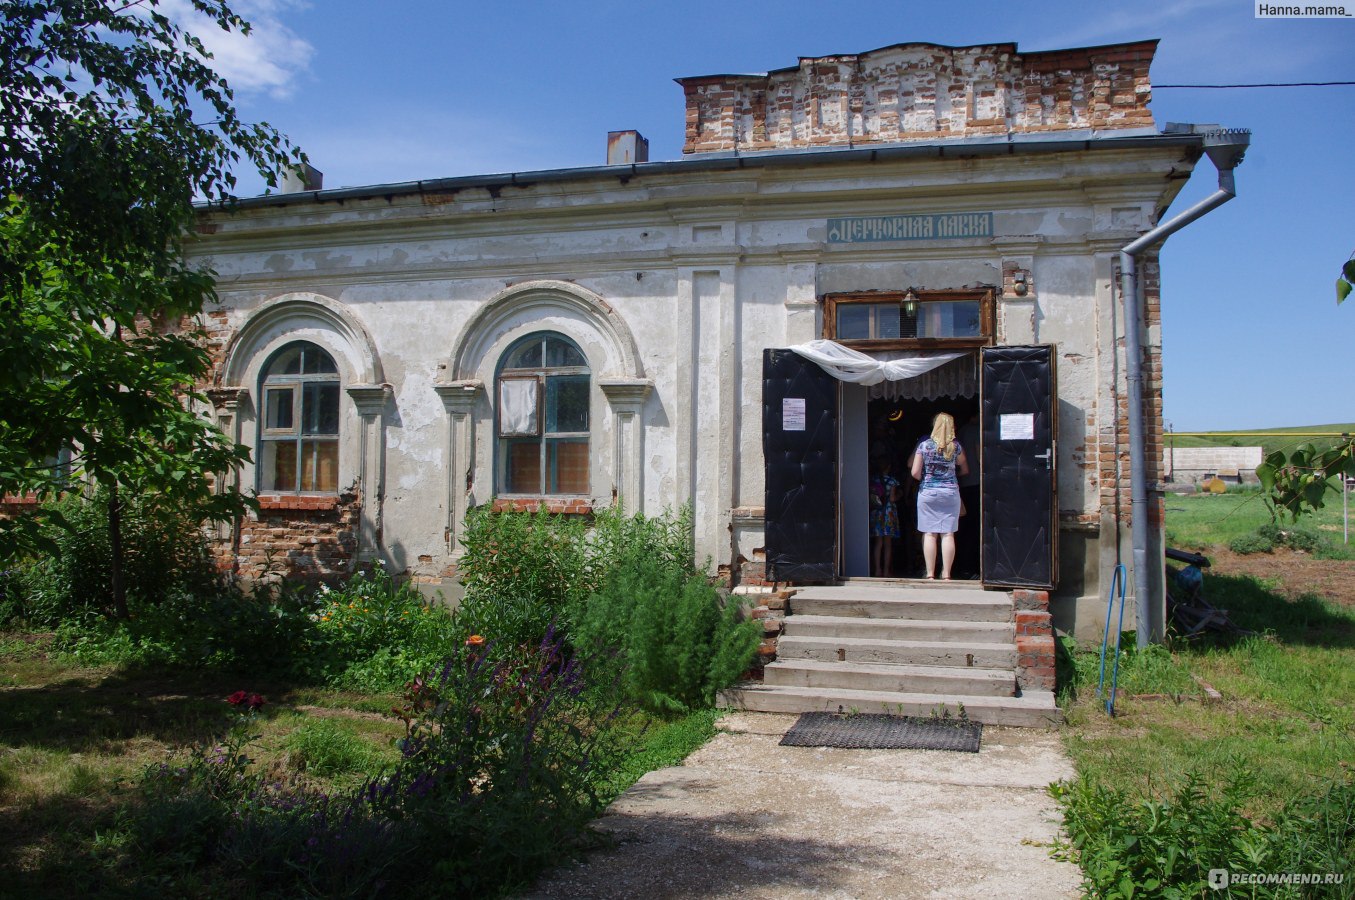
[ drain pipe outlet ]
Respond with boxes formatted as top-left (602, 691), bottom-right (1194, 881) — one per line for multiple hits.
top-left (1120, 128), bottom-right (1249, 648)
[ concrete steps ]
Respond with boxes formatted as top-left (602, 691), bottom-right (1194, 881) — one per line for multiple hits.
top-left (723, 583), bottom-right (1061, 728)
top-left (720, 684), bottom-right (1061, 728)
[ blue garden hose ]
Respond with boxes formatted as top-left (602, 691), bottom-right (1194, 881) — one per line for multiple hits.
top-left (1097, 564), bottom-right (1128, 716)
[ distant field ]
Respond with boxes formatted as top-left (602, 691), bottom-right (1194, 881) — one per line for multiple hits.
top-left (1166, 422), bottom-right (1354, 458)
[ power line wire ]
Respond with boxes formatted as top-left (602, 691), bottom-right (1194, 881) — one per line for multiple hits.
top-left (1156, 81), bottom-right (1355, 88)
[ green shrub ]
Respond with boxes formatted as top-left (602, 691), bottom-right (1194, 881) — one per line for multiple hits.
top-left (6, 492), bottom-right (222, 627)
top-left (1054, 772), bottom-right (1355, 899)
top-left (573, 550), bottom-right (759, 714)
top-left (1229, 530), bottom-right (1277, 555)
top-left (1230, 523), bottom-right (1330, 556)
top-left (311, 563), bottom-right (459, 691)
top-left (1052, 772), bottom-right (1267, 898)
top-left (454, 506), bottom-right (591, 648)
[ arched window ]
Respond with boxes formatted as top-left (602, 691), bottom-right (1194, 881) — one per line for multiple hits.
top-left (496, 332), bottom-right (590, 495)
top-left (259, 341), bottom-right (340, 493)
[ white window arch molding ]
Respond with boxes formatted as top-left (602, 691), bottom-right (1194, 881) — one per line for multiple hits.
top-left (438, 281), bottom-right (651, 550)
top-left (213, 292), bottom-right (390, 562)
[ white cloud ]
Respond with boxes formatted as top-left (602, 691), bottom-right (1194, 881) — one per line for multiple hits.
top-left (158, 0), bottom-right (314, 99)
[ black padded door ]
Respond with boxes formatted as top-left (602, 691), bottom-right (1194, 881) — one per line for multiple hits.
top-left (763, 349), bottom-right (838, 583)
top-left (980, 345), bottom-right (1057, 588)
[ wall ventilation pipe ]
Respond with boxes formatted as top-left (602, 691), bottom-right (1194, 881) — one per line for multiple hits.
top-left (1121, 127), bottom-right (1250, 648)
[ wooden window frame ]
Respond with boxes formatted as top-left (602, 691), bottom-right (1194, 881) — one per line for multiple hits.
top-left (821, 289), bottom-right (996, 351)
top-left (495, 333), bottom-right (591, 498)
top-left (258, 342), bottom-right (341, 496)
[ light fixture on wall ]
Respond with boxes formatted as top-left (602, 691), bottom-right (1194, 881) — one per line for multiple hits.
top-left (1012, 271), bottom-right (1029, 296)
top-left (901, 288), bottom-right (917, 317)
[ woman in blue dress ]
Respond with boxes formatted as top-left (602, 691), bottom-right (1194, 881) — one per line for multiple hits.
top-left (909, 413), bottom-right (969, 580)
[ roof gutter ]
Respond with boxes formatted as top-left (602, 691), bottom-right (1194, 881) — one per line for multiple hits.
top-left (1119, 126), bottom-right (1249, 647)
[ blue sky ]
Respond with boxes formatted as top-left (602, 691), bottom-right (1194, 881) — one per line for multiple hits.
top-left (206, 0), bottom-right (1353, 432)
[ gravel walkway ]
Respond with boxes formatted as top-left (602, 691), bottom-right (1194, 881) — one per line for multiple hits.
top-left (522, 711), bottom-right (1081, 899)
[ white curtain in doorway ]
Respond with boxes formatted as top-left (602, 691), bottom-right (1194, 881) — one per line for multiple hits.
top-left (785, 338), bottom-right (975, 398)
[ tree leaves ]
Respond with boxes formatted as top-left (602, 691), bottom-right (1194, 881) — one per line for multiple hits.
top-left (0, 2), bottom-right (291, 569)
top-left (1340, 256), bottom-right (1355, 304)
top-left (1257, 439), bottom-right (1355, 523)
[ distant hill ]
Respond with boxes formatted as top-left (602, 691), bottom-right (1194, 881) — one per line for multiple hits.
top-left (1166, 424), bottom-right (1354, 458)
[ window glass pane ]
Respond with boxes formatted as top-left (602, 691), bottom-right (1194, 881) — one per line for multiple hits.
top-left (505, 339), bottom-right (543, 369)
top-left (545, 376), bottom-right (589, 433)
top-left (545, 337), bottom-right (586, 368)
top-left (874, 303), bottom-right (902, 339)
top-left (303, 346), bottom-right (338, 375)
top-left (548, 440), bottom-right (589, 494)
top-left (303, 383), bottom-right (341, 435)
top-left (951, 300), bottom-right (982, 337)
top-left (502, 439), bottom-right (541, 493)
top-left (265, 388), bottom-right (295, 431)
top-left (900, 302), bottom-right (920, 339)
top-left (261, 440), bottom-right (297, 492)
top-left (837, 304), bottom-right (870, 340)
top-left (300, 439), bottom-right (338, 492)
top-left (269, 345), bottom-right (303, 376)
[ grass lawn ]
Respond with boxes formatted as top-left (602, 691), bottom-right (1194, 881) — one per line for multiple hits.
top-left (1164, 485), bottom-right (1355, 561)
top-left (0, 636), bottom-right (718, 897)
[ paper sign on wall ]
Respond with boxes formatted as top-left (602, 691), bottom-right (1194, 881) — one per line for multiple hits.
top-left (999, 413), bottom-right (1035, 441)
top-left (783, 398), bottom-right (806, 432)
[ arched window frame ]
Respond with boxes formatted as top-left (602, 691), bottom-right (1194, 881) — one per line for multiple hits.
top-left (495, 332), bottom-right (591, 496)
top-left (257, 340), bottom-right (342, 494)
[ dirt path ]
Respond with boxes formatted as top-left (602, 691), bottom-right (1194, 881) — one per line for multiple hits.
top-left (1204, 547), bottom-right (1355, 608)
top-left (522, 712), bottom-right (1079, 899)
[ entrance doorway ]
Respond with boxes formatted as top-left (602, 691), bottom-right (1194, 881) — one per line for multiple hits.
top-left (860, 394), bottom-right (980, 579)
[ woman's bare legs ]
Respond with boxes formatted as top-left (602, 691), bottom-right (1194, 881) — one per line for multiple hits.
top-left (940, 532), bottom-right (956, 580)
top-left (881, 537), bottom-right (893, 577)
top-left (921, 532), bottom-right (938, 579)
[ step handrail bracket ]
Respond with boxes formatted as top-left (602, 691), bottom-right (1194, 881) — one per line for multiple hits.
top-left (1097, 564), bottom-right (1128, 716)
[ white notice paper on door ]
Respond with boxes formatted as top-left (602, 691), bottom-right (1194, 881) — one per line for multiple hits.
top-left (783, 398), bottom-right (806, 431)
top-left (999, 413), bottom-right (1035, 441)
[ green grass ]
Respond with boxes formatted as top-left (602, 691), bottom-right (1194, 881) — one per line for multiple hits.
top-left (1164, 487), bottom-right (1355, 560)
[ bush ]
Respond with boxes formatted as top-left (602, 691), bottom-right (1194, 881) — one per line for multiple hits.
top-left (1054, 772), bottom-right (1355, 899)
top-left (573, 550), bottom-right (760, 714)
top-left (1229, 523), bottom-right (1330, 556)
top-left (128, 635), bottom-right (630, 897)
top-left (1052, 772), bottom-right (1267, 898)
top-left (5, 492), bottom-right (222, 627)
top-left (453, 503), bottom-right (698, 653)
top-left (311, 563), bottom-right (459, 691)
top-left (454, 506), bottom-right (592, 649)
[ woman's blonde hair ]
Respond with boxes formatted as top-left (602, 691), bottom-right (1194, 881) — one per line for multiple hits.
top-left (930, 413), bottom-right (957, 460)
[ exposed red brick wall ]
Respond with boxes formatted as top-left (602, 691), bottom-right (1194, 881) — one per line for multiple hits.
top-left (680, 40), bottom-right (1157, 154)
top-left (226, 489), bottom-right (361, 581)
top-left (1100, 253), bottom-right (1165, 528)
top-left (490, 497), bottom-right (593, 515)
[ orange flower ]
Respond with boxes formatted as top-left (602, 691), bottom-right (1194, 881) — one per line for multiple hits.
top-left (465, 634), bottom-right (485, 648)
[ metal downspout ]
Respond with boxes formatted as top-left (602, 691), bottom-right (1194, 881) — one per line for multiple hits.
top-left (1120, 128), bottom-right (1250, 647)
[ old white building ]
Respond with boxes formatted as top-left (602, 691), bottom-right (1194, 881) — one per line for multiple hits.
top-left (192, 39), bottom-right (1245, 694)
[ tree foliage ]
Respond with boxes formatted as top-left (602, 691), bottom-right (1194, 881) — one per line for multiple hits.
top-left (1339, 253), bottom-right (1355, 304)
top-left (1256, 438), bottom-right (1355, 523)
top-left (0, 1), bottom-right (300, 605)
